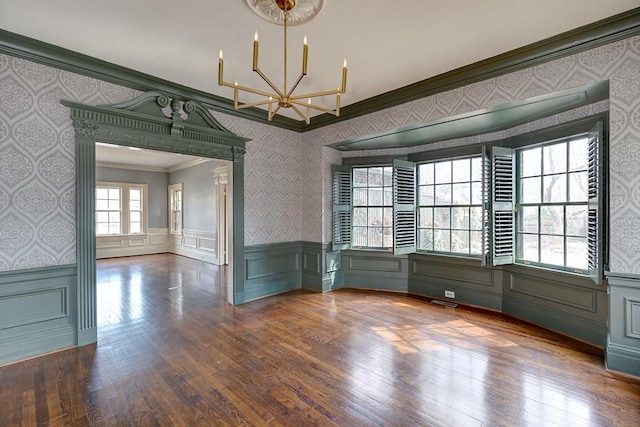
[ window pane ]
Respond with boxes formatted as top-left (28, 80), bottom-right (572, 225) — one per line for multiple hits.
top-left (435, 184), bottom-right (451, 205)
top-left (353, 208), bottom-right (367, 227)
top-left (452, 159), bottom-right (470, 182)
top-left (451, 207), bottom-right (469, 230)
top-left (451, 183), bottom-right (470, 205)
top-left (419, 208), bottom-right (433, 228)
top-left (419, 185), bottom-right (434, 206)
top-left (451, 230), bottom-right (469, 253)
top-left (434, 207), bottom-right (451, 229)
top-left (353, 168), bottom-right (368, 187)
top-left (434, 230), bottom-right (451, 252)
top-left (383, 167), bottom-right (393, 187)
top-left (540, 235), bottom-right (564, 265)
top-left (383, 208), bottom-right (393, 228)
top-left (384, 188), bottom-right (392, 205)
top-left (368, 228), bottom-right (383, 247)
top-left (519, 234), bottom-right (539, 263)
top-left (419, 163), bottom-right (434, 185)
top-left (470, 231), bottom-right (482, 255)
top-left (520, 177), bottom-right (541, 203)
top-left (469, 207), bottom-right (482, 230)
top-left (383, 227), bottom-right (392, 248)
top-left (96, 212), bottom-right (108, 222)
top-left (569, 172), bottom-right (587, 202)
top-left (543, 175), bottom-right (567, 203)
top-left (353, 227), bottom-right (367, 246)
top-left (108, 188), bottom-right (120, 199)
top-left (569, 138), bottom-right (588, 171)
top-left (540, 206), bottom-right (564, 235)
top-left (108, 200), bottom-right (120, 210)
top-left (353, 188), bottom-right (367, 206)
top-left (369, 188), bottom-right (383, 205)
top-left (471, 157), bottom-right (482, 182)
top-left (435, 161), bottom-right (451, 184)
top-left (96, 188), bottom-right (108, 199)
top-left (130, 212), bottom-right (140, 222)
top-left (368, 208), bottom-right (382, 227)
top-left (108, 223), bottom-right (120, 234)
top-left (130, 223), bottom-right (141, 234)
top-left (109, 212), bottom-right (120, 223)
top-left (418, 229), bottom-right (433, 251)
top-left (368, 167), bottom-right (383, 186)
top-left (130, 200), bottom-right (141, 211)
top-left (521, 147), bottom-right (541, 177)
top-left (566, 237), bottom-right (588, 270)
top-left (130, 189), bottom-right (141, 200)
top-left (96, 200), bottom-right (108, 210)
top-left (470, 182), bottom-right (482, 205)
top-left (96, 223), bottom-right (108, 235)
top-left (543, 143), bottom-right (567, 174)
top-left (519, 206), bottom-right (538, 233)
top-left (566, 206), bottom-right (587, 237)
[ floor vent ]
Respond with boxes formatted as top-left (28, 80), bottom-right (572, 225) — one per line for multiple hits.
top-left (430, 299), bottom-right (458, 308)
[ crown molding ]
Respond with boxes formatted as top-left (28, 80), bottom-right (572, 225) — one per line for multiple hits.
top-left (0, 7), bottom-right (638, 133)
top-left (96, 161), bottom-right (168, 173)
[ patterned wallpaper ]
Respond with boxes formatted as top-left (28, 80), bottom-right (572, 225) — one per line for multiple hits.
top-left (312, 35), bottom-right (640, 274)
top-left (0, 54), bottom-right (139, 271)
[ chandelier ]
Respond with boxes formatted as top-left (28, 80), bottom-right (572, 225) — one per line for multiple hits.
top-left (218, 0), bottom-right (347, 124)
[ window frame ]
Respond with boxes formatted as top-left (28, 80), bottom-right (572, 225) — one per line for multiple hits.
top-left (168, 183), bottom-right (183, 235)
top-left (96, 181), bottom-right (148, 236)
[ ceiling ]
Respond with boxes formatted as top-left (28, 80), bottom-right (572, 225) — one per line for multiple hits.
top-left (95, 143), bottom-right (210, 171)
top-left (0, 0), bottom-right (637, 123)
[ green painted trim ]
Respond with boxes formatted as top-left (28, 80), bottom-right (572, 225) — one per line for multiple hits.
top-left (0, 264), bottom-right (77, 282)
top-left (606, 342), bottom-right (640, 378)
top-left (1, 8), bottom-right (637, 132)
top-left (605, 271), bottom-right (640, 281)
top-left (244, 242), bottom-right (302, 301)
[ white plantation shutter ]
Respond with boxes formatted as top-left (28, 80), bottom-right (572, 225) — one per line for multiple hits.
top-left (393, 159), bottom-right (416, 255)
top-left (587, 122), bottom-right (603, 284)
top-left (332, 165), bottom-right (352, 251)
top-left (481, 146), bottom-right (491, 266)
top-left (492, 147), bottom-right (515, 265)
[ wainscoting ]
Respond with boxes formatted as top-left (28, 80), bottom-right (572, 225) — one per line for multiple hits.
top-left (606, 272), bottom-right (640, 377)
top-left (170, 229), bottom-right (217, 264)
top-left (0, 265), bottom-right (76, 365)
top-left (97, 228), bottom-right (170, 259)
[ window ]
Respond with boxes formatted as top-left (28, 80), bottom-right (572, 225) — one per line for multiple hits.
top-left (417, 156), bottom-right (484, 256)
top-left (96, 187), bottom-right (121, 235)
top-left (516, 137), bottom-right (589, 272)
top-left (352, 166), bottom-right (393, 248)
top-left (96, 183), bottom-right (147, 236)
top-left (332, 117), bottom-right (604, 282)
top-left (169, 183), bottom-right (183, 234)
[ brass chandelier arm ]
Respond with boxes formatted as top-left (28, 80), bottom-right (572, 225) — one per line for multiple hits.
top-left (219, 80), bottom-right (278, 99)
top-left (290, 99), bottom-right (339, 115)
top-left (290, 88), bottom-right (342, 100)
top-left (253, 68), bottom-right (286, 98)
top-left (234, 97), bottom-right (280, 110)
top-left (286, 72), bottom-right (306, 97)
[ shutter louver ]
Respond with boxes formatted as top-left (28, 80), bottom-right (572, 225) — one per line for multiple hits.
top-left (492, 147), bottom-right (515, 265)
top-left (332, 165), bottom-right (352, 251)
top-left (587, 122), bottom-right (603, 284)
top-left (393, 159), bottom-right (416, 255)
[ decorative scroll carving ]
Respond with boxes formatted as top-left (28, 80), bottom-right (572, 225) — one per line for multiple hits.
top-left (73, 120), bottom-right (99, 138)
top-left (183, 100), bottom-right (231, 133)
top-left (232, 146), bottom-right (246, 162)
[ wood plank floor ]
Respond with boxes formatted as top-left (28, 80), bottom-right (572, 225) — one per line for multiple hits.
top-left (1, 253), bottom-right (639, 426)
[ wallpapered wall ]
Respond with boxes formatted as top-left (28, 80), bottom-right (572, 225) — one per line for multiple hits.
top-left (0, 55), bottom-right (140, 271)
top-left (1, 33), bottom-right (639, 274)
top-left (306, 35), bottom-right (640, 275)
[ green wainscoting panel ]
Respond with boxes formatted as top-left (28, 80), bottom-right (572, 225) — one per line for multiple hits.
top-left (502, 266), bottom-right (607, 347)
top-left (605, 272), bottom-right (640, 377)
top-left (0, 265), bottom-right (77, 365)
top-left (408, 254), bottom-right (503, 310)
top-left (244, 242), bottom-right (302, 302)
top-left (342, 250), bottom-right (408, 292)
top-left (300, 241), bottom-right (344, 293)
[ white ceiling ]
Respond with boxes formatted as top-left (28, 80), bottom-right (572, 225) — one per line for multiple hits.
top-left (95, 143), bottom-right (209, 170)
top-left (1, 0), bottom-right (637, 122)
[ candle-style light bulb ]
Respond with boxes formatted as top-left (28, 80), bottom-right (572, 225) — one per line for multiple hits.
top-left (302, 35), bottom-right (308, 75)
top-left (304, 35), bottom-right (307, 45)
top-left (341, 58), bottom-right (348, 93)
top-left (219, 49), bottom-right (223, 60)
top-left (254, 31), bottom-right (258, 41)
top-left (343, 58), bottom-right (347, 68)
top-left (253, 32), bottom-right (259, 70)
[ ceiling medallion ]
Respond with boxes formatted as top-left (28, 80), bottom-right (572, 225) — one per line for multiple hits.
top-left (244, 0), bottom-right (324, 26)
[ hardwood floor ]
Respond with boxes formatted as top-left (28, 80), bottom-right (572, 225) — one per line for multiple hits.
top-left (1, 253), bottom-right (639, 426)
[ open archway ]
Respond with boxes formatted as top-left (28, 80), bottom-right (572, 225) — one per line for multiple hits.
top-left (62, 92), bottom-right (250, 345)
